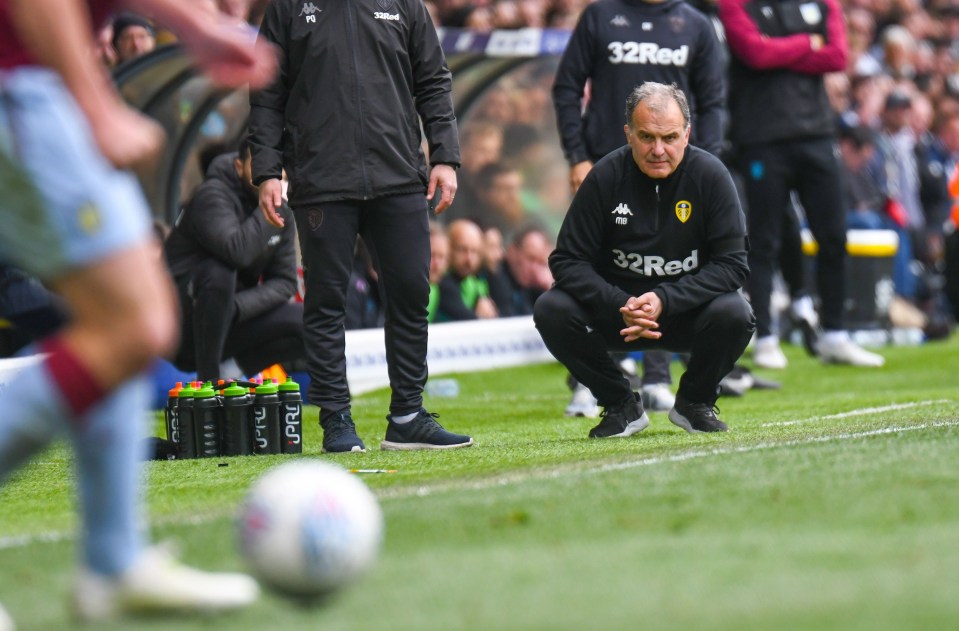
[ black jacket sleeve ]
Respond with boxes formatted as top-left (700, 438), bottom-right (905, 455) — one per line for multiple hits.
top-left (234, 218), bottom-right (298, 323)
top-left (552, 7), bottom-right (597, 166)
top-left (183, 183), bottom-right (282, 271)
top-left (249, 0), bottom-right (290, 185)
top-left (549, 172), bottom-right (633, 316)
top-left (437, 274), bottom-right (477, 321)
top-left (653, 167), bottom-right (748, 314)
top-left (689, 20), bottom-right (726, 156)
top-left (409, 0), bottom-right (460, 167)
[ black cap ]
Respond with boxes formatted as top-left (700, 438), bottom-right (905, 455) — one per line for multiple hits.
top-left (884, 90), bottom-right (913, 110)
top-left (111, 12), bottom-right (155, 50)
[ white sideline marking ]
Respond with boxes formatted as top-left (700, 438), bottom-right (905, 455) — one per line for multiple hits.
top-left (761, 399), bottom-right (951, 427)
top-left (385, 418), bottom-right (959, 500)
top-left (2, 418), bottom-right (957, 550)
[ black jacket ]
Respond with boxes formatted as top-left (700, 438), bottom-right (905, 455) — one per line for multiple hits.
top-left (550, 145), bottom-right (748, 317)
top-left (553, 0), bottom-right (726, 163)
top-left (249, 0), bottom-right (460, 205)
top-left (165, 154), bottom-right (298, 322)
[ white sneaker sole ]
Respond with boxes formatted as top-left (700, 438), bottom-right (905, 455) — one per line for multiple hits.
top-left (668, 409), bottom-right (728, 433)
top-left (592, 413), bottom-right (650, 438)
top-left (380, 438), bottom-right (473, 451)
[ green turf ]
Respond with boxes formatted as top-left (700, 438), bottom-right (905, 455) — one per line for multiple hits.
top-left (1, 336), bottom-right (958, 630)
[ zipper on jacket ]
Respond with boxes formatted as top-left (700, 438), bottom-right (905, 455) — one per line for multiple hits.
top-left (345, 0), bottom-right (372, 199)
top-left (654, 184), bottom-right (661, 232)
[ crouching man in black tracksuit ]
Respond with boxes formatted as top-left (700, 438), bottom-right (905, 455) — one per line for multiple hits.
top-left (534, 83), bottom-right (755, 436)
top-left (165, 141), bottom-right (305, 382)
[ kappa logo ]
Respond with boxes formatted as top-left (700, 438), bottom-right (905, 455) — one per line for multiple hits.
top-left (268, 235), bottom-right (281, 247)
top-left (612, 202), bottom-right (633, 225)
top-left (675, 200), bottom-right (692, 223)
top-left (300, 2), bottom-right (321, 22)
top-left (610, 15), bottom-right (630, 27)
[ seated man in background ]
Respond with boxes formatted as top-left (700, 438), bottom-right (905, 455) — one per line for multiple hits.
top-left (165, 140), bottom-right (304, 382)
top-left (110, 12), bottom-right (156, 64)
top-left (488, 224), bottom-right (554, 317)
top-left (436, 219), bottom-right (499, 321)
top-left (535, 83), bottom-right (754, 438)
top-left (427, 221), bottom-right (450, 323)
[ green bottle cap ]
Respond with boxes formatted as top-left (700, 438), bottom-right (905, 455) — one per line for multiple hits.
top-left (223, 382), bottom-right (248, 397)
top-left (255, 381), bottom-right (278, 395)
top-left (178, 382), bottom-right (196, 398)
top-left (194, 382), bottom-right (216, 398)
top-left (278, 376), bottom-right (300, 392)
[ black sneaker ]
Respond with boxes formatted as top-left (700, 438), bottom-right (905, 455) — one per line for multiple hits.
top-left (588, 393), bottom-right (650, 438)
top-left (380, 409), bottom-right (473, 451)
top-left (668, 397), bottom-right (728, 433)
top-left (321, 411), bottom-right (366, 453)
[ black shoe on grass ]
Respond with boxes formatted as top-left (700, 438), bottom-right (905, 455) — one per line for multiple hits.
top-left (321, 411), bottom-right (366, 453)
top-left (668, 397), bottom-right (728, 433)
top-left (588, 393), bottom-right (649, 438)
top-left (381, 409), bottom-right (473, 451)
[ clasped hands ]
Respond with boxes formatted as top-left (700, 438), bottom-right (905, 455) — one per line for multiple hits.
top-left (619, 292), bottom-right (663, 343)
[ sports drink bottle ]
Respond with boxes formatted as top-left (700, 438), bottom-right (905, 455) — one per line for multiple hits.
top-left (278, 376), bottom-right (303, 454)
top-left (165, 381), bottom-right (183, 444)
top-left (193, 382), bottom-right (221, 458)
top-left (253, 381), bottom-right (281, 454)
top-left (222, 381), bottom-right (253, 456)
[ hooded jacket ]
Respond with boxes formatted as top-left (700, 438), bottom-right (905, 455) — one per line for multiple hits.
top-left (553, 0), bottom-right (726, 163)
top-left (165, 154), bottom-right (298, 323)
top-left (249, 0), bottom-right (459, 205)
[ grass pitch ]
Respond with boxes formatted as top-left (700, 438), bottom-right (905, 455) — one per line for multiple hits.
top-left (1, 336), bottom-right (958, 630)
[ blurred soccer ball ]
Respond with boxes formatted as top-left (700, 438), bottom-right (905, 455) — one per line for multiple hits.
top-left (237, 460), bottom-right (384, 600)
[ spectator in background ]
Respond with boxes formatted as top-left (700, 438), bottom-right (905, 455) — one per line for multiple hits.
top-left (436, 219), bottom-right (499, 321)
top-left (488, 224), bottom-right (554, 317)
top-left (720, 0), bottom-right (886, 368)
top-left (428, 221), bottom-right (450, 323)
top-left (869, 89), bottom-right (923, 299)
top-left (473, 161), bottom-right (527, 236)
top-left (453, 122), bottom-right (504, 218)
top-left (111, 12), bottom-right (156, 64)
top-left (482, 224), bottom-right (506, 279)
top-left (164, 141), bottom-right (305, 382)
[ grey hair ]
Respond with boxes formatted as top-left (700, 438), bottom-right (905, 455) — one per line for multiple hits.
top-left (625, 82), bottom-right (691, 130)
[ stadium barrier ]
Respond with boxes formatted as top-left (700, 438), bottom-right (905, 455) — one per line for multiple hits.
top-left (346, 315), bottom-right (554, 395)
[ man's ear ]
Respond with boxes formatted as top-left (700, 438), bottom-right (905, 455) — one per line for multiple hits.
top-left (234, 158), bottom-right (244, 179)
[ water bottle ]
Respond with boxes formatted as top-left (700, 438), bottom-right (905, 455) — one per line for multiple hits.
top-left (164, 381), bottom-right (183, 444)
top-left (193, 382), bottom-right (221, 458)
top-left (425, 377), bottom-right (460, 397)
top-left (253, 381), bottom-right (281, 455)
top-left (177, 381), bottom-right (198, 459)
top-left (278, 376), bottom-right (303, 454)
top-left (221, 381), bottom-right (253, 456)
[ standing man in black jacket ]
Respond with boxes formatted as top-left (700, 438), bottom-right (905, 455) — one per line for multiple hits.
top-left (552, 0), bottom-right (726, 416)
top-left (720, 0), bottom-right (884, 367)
top-left (249, 0), bottom-right (472, 452)
top-left (535, 83), bottom-right (754, 437)
top-left (165, 141), bottom-right (305, 383)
